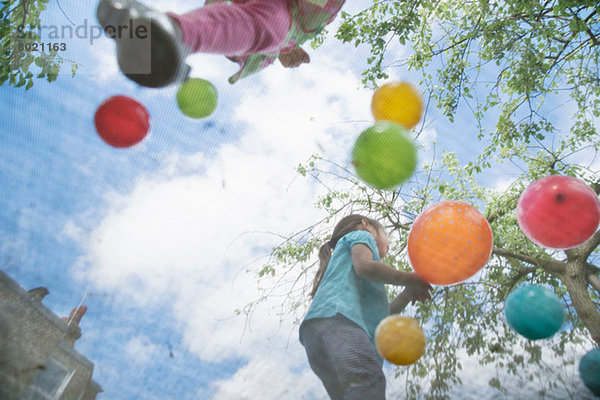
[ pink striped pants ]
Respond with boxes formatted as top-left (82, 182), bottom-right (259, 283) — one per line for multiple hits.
top-left (168, 0), bottom-right (292, 56)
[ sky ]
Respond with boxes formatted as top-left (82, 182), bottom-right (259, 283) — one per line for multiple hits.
top-left (0, 1), bottom-right (597, 399)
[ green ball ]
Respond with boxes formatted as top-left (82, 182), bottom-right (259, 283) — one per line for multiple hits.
top-left (176, 78), bottom-right (218, 119)
top-left (352, 121), bottom-right (417, 189)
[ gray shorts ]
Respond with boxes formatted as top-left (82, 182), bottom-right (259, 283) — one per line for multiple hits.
top-left (300, 314), bottom-right (386, 400)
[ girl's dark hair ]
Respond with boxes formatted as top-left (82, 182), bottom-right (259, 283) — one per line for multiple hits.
top-left (310, 214), bottom-right (383, 298)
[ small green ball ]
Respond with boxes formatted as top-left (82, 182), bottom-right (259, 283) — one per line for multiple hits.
top-left (176, 78), bottom-right (218, 119)
top-left (352, 121), bottom-right (417, 189)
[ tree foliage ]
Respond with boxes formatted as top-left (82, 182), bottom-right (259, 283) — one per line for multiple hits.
top-left (335, 0), bottom-right (599, 170)
top-left (252, 1), bottom-right (600, 398)
top-left (257, 147), bottom-right (599, 398)
top-left (0, 0), bottom-right (76, 90)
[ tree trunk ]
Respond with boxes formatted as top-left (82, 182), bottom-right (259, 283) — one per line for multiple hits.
top-left (561, 259), bottom-right (600, 345)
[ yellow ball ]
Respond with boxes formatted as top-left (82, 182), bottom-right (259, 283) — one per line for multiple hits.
top-left (375, 315), bottom-right (426, 365)
top-left (371, 81), bottom-right (424, 130)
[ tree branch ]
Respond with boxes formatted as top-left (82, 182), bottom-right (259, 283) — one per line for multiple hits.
top-left (485, 194), bottom-right (520, 224)
top-left (493, 247), bottom-right (538, 266)
top-left (502, 262), bottom-right (538, 299)
top-left (493, 247), bottom-right (565, 275)
top-left (579, 229), bottom-right (600, 260)
top-left (587, 272), bottom-right (600, 296)
top-left (583, 9), bottom-right (599, 46)
top-left (568, 181), bottom-right (600, 259)
top-left (18, 0), bottom-right (29, 30)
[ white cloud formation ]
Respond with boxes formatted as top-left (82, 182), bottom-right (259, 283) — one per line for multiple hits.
top-left (490, 175), bottom-right (517, 193)
top-left (88, 39), bottom-right (122, 83)
top-left (415, 127), bottom-right (438, 167)
top-left (210, 356), bottom-right (328, 400)
top-left (124, 335), bottom-right (161, 365)
top-left (74, 44), bottom-right (372, 399)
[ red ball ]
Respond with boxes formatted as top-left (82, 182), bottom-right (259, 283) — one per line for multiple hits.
top-left (94, 95), bottom-right (150, 148)
top-left (517, 175), bottom-right (600, 249)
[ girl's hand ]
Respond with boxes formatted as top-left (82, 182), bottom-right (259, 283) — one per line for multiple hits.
top-left (279, 47), bottom-right (310, 68)
top-left (405, 273), bottom-right (433, 304)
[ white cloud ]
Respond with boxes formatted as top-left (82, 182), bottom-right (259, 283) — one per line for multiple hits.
top-left (74, 44), bottom-right (371, 399)
top-left (88, 39), bottom-right (123, 84)
top-left (124, 335), bottom-right (161, 365)
top-left (210, 356), bottom-right (328, 400)
top-left (490, 175), bottom-right (517, 193)
top-left (61, 220), bottom-right (85, 243)
top-left (415, 127), bottom-right (438, 167)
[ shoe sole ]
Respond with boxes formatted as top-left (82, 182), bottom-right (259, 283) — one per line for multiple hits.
top-left (117, 18), bottom-right (188, 88)
top-left (97, 0), bottom-right (189, 88)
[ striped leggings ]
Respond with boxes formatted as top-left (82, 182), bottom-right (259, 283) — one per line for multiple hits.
top-left (300, 314), bottom-right (386, 400)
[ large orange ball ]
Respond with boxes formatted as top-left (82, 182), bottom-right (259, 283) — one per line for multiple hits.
top-left (408, 201), bottom-right (493, 285)
top-left (371, 81), bottom-right (424, 130)
top-left (375, 315), bottom-right (426, 365)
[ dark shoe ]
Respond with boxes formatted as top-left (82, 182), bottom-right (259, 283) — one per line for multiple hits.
top-left (97, 0), bottom-right (190, 88)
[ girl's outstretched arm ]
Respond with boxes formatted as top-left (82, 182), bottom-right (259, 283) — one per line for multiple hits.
top-left (390, 289), bottom-right (412, 314)
top-left (351, 244), bottom-right (425, 286)
top-left (352, 244), bottom-right (432, 302)
top-left (390, 286), bottom-right (432, 314)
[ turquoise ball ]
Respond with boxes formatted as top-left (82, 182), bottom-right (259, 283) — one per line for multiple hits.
top-left (504, 285), bottom-right (564, 340)
top-left (580, 348), bottom-right (600, 396)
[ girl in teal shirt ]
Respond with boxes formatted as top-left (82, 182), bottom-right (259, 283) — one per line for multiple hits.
top-left (300, 214), bottom-right (431, 400)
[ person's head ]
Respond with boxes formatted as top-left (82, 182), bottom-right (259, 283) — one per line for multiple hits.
top-left (310, 214), bottom-right (389, 297)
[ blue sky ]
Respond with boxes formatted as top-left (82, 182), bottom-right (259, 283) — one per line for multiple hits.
top-left (1, 1), bottom-right (597, 399)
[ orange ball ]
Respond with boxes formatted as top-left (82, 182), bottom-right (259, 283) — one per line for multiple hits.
top-left (375, 315), bottom-right (426, 365)
top-left (371, 81), bottom-right (424, 130)
top-left (408, 201), bottom-right (493, 285)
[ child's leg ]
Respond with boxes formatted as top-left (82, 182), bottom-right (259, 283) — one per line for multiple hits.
top-left (300, 315), bottom-right (386, 400)
top-left (169, 0), bottom-right (292, 56)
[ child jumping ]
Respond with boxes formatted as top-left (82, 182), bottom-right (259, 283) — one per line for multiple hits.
top-left (300, 214), bottom-right (432, 400)
top-left (96, 0), bottom-right (345, 87)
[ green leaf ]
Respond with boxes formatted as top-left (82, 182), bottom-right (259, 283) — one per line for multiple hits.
top-left (47, 71), bottom-right (58, 82)
top-left (21, 54), bottom-right (34, 72)
top-left (34, 57), bottom-right (46, 68)
top-left (569, 18), bottom-right (587, 33)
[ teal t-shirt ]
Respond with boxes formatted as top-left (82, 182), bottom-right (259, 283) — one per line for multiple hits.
top-left (301, 230), bottom-right (390, 342)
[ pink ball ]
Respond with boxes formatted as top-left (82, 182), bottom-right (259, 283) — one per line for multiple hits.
top-left (517, 175), bottom-right (600, 249)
